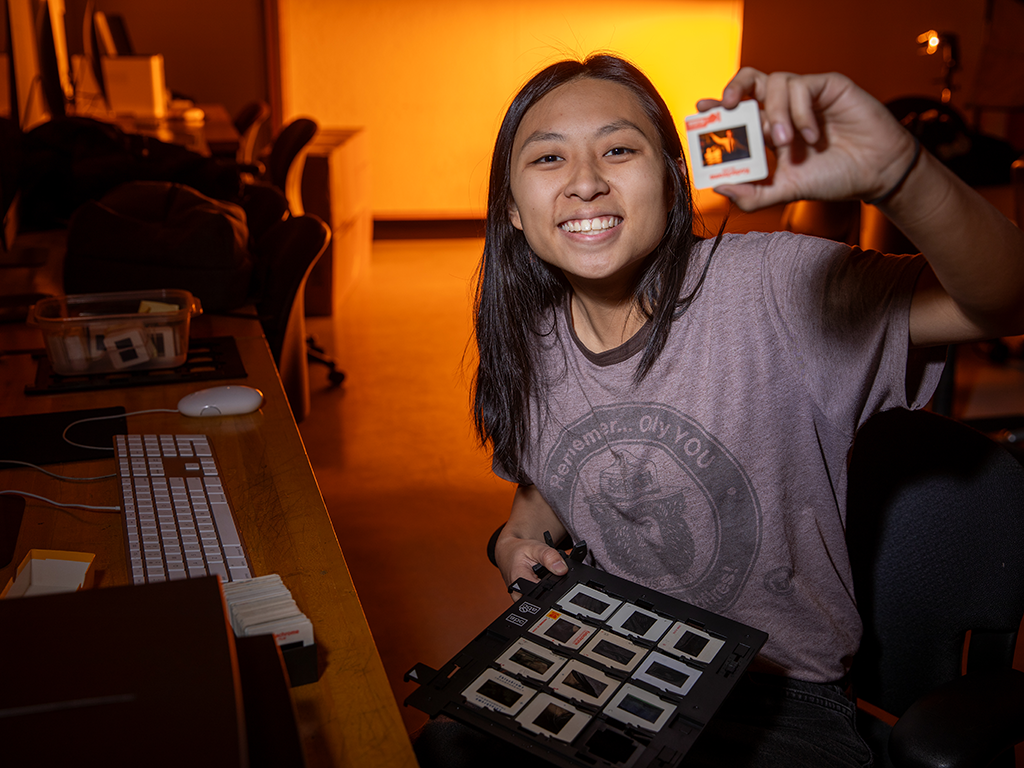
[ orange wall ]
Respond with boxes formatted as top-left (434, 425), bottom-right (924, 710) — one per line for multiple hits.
top-left (278, 0), bottom-right (744, 219)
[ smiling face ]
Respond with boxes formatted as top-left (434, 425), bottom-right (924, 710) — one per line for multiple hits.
top-left (508, 77), bottom-right (672, 300)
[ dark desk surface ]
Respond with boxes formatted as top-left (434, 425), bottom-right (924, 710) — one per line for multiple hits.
top-left (113, 103), bottom-right (240, 158)
top-left (68, 101), bottom-right (240, 158)
top-left (0, 303), bottom-right (417, 768)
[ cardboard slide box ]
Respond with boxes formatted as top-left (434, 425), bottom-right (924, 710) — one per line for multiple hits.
top-left (1, 549), bottom-right (95, 599)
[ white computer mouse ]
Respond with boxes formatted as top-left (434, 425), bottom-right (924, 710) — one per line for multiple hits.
top-left (177, 385), bottom-right (264, 417)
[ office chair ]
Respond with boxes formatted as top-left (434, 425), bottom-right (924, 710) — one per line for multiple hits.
top-left (232, 101), bottom-right (272, 169)
top-left (263, 118), bottom-right (346, 384)
top-left (252, 213), bottom-right (331, 422)
top-left (240, 118), bottom-right (318, 215)
top-left (240, 118), bottom-right (344, 388)
top-left (238, 117), bottom-right (318, 245)
top-left (846, 407), bottom-right (1024, 768)
top-left (265, 117), bottom-right (318, 215)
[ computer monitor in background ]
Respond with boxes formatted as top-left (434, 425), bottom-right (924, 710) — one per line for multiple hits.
top-left (100, 11), bottom-right (131, 54)
top-left (46, 0), bottom-right (71, 100)
top-left (4, 0), bottom-right (77, 127)
top-left (0, 1), bottom-right (11, 118)
top-left (36, 0), bottom-right (73, 118)
top-left (89, 10), bottom-right (169, 119)
top-left (82, 7), bottom-right (135, 109)
top-left (6, 0), bottom-right (49, 129)
top-left (90, 7), bottom-right (114, 57)
top-left (74, 0), bottom-right (108, 110)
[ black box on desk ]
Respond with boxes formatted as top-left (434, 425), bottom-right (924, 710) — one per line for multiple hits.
top-left (0, 576), bottom-right (303, 766)
top-left (282, 640), bottom-right (319, 687)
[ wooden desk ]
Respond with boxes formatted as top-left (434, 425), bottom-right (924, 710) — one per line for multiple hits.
top-left (0, 314), bottom-right (417, 768)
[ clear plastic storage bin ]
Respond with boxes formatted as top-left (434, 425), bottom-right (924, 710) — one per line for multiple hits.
top-left (27, 289), bottom-right (203, 375)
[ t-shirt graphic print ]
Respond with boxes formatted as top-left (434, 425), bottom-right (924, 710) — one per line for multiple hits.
top-left (541, 402), bottom-right (761, 615)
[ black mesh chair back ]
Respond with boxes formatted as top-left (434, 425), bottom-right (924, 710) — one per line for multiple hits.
top-left (232, 101), bottom-right (272, 167)
top-left (266, 118), bottom-right (318, 214)
top-left (847, 407), bottom-right (1024, 767)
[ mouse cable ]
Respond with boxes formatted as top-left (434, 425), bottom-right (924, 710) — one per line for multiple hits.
top-left (0, 460), bottom-right (115, 481)
top-left (0, 489), bottom-right (121, 513)
top-left (62, 409), bottom-right (179, 451)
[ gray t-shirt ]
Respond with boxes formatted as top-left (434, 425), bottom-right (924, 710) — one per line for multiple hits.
top-left (504, 230), bottom-right (945, 683)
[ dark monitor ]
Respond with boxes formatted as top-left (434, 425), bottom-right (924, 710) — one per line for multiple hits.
top-left (104, 12), bottom-right (132, 54)
top-left (37, 0), bottom-right (71, 119)
top-left (1, 1), bottom-right (11, 119)
top-left (90, 9), bottom-right (132, 56)
top-left (4, 0), bottom-right (75, 127)
top-left (81, 1), bottom-right (107, 105)
top-left (6, 0), bottom-right (46, 128)
top-left (86, 8), bottom-right (135, 104)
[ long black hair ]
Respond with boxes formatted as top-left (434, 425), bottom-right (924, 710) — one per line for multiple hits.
top-left (472, 53), bottom-right (706, 482)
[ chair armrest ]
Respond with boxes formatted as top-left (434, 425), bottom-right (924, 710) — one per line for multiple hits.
top-left (889, 669), bottom-right (1024, 768)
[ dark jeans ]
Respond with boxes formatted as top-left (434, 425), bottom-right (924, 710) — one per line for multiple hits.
top-left (412, 673), bottom-right (874, 768)
top-left (682, 673), bottom-right (873, 767)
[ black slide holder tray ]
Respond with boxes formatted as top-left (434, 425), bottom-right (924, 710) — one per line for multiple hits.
top-left (404, 556), bottom-right (768, 768)
top-left (25, 336), bottom-right (246, 395)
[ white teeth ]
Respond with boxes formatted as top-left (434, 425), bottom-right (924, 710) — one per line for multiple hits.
top-left (560, 216), bottom-right (622, 233)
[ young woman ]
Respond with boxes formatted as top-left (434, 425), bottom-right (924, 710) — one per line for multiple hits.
top-left (419, 54), bottom-right (1024, 767)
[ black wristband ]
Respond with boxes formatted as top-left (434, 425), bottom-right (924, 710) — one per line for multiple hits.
top-left (867, 138), bottom-right (922, 206)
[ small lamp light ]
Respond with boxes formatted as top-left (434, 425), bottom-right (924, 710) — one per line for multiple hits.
top-left (917, 29), bottom-right (960, 103)
top-left (917, 29), bottom-right (941, 56)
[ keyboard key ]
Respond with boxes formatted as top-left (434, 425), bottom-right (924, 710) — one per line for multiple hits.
top-left (211, 505), bottom-right (241, 547)
top-left (208, 562), bottom-right (228, 580)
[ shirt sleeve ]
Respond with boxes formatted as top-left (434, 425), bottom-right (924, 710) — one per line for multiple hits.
top-left (760, 231), bottom-right (946, 433)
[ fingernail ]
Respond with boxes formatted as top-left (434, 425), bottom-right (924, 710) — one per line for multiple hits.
top-left (772, 123), bottom-right (790, 145)
top-left (801, 127), bottom-right (817, 144)
top-left (552, 561), bottom-right (568, 575)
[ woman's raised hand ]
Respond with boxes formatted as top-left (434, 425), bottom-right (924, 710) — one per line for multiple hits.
top-left (696, 68), bottom-right (918, 211)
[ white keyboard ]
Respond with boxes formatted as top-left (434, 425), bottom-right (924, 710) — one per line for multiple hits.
top-left (115, 434), bottom-right (254, 586)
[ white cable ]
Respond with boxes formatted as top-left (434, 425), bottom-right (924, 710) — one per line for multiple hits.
top-left (0, 460), bottom-right (115, 481)
top-left (0, 489), bottom-right (121, 513)
top-left (62, 409), bottom-right (179, 450)
top-left (0, 409), bottom-right (188, 511)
